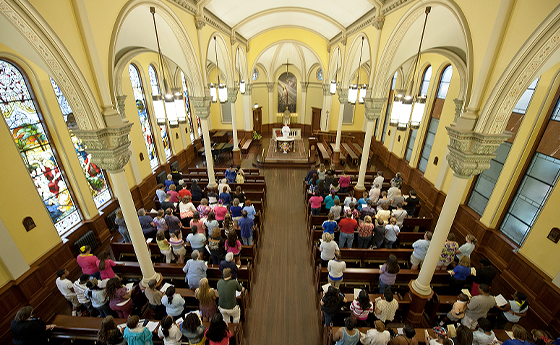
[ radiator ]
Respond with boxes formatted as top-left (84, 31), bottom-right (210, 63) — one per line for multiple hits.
top-left (105, 209), bottom-right (118, 233)
top-left (74, 230), bottom-right (98, 253)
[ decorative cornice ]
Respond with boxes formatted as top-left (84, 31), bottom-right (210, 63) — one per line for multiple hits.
top-left (168, 0), bottom-right (198, 15)
top-left (346, 9), bottom-right (377, 37)
top-left (372, 16), bottom-right (385, 30)
top-left (191, 95), bottom-right (212, 119)
top-left (195, 15), bottom-right (206, 29)
top-left (116, 95), bottom-right (127, 119)
top-left (337, 86), bottom-right (348, 103)
top-left (453, 98), bottom-right (464, 123)
top-left (227, 86), bottom-right (238, 103)
top-left (300, 82), bottom-right (309, 91)
top-left (72, 123), bottom-right (133, 172)
top-left (382, 0), bottom-right (414, 16)
top-left (446, 125), bottom-right (511, 178)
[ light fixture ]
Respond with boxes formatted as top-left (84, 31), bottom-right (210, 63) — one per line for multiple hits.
top-left (393, 6), bottom-right (431, 131)
top-left (213, 36), bottom-right (228, 103)
top-left (389, 93), bottom-right (403, 126)
top-left (150, 7), bottom-right (178, 127)
top-left (209, 83), bottom-right (217, 103)
top-left (330, 49), bottom-right (341, 95)
top-left (237, 49), bottom-right (245, 94)
top-left (254, 103), bottom-right (259, 108)
top-left (348, 37), bottom-right (367, 104)
top-left (173, 88), bottom-right (187, 124)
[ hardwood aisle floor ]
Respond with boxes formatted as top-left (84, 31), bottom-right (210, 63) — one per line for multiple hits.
top-left (244, 167), bottom-right (320, 345)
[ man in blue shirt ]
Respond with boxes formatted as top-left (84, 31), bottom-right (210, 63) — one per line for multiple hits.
top-left (238, 210), bottom-right (255, 245)
top-left (411, 231), bottom-right (432, 270)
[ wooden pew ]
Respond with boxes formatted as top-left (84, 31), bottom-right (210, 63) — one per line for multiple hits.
top-left (241, 138), bottom-right (253, 154)
top-left (113, 261), bottom-right (252, 289)
top-left (186, 167), bottom-right (260, 175)
top-left (314, 247), bottom-right (413, 267)
top-left (309, 229), bottom-right (424, 248)
top-left (317, 142), bottom-right (331, 163)
top-left (50, 315), bottom-right (242, 345)
top-left (308, 215), bottom-right (432, 233)
top-left (341, 143), bottom-right (359, 166)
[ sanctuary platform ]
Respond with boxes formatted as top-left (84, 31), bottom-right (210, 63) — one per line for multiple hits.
top-left (255, 127), bottom-right (312, 168)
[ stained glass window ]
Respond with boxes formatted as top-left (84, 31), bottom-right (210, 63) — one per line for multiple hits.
top-left (252, 68), bottom-right (258, 81)
top-left (1, 60), bottom-right (81, 235)
top-left (50, 78), bottom-right (111, 209)
top-left (128, 64), bottom-right (159, 170)
top-left (181, 71), bottom-right (195, 143)
top-left (317, 68), bottom-right (323, 81)
top-left (148, 64), bottom-right (172, 160)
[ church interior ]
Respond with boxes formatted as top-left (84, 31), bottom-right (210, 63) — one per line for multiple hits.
top-left (1, 0), bottom-right (560, 343)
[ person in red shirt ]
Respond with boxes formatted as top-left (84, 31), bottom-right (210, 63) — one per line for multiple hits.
top-left (178, 181), bottom-right (191, 200)
top-left (338, 212), bottom-right (357, 248)
top-left (309, 192), bottom-right (324, 215)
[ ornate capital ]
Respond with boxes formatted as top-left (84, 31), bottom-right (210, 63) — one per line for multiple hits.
top-left (267, 82), bottom-right (275, 92)
top-left (116, 95), bottom-right (127, 119)
top-left (191, 95), bottom-right (212, 119)
top-left (195, 16), bottom-right (206, 29)
top-left (372, 16), bottom-right (385, 30)
top-left (446, 125), bottom-right (511, 178)
top-left (337, 86), bottom-right (348, 103)
top-left (453, 98), bottom-right (464, 123)
top-left (227, 87), bottom-right (238, 103)
top-left (72, 123), bottom-right (133, 172)
top-left (243, 83), bottom-right (253, 96)
top-left (322, 83), bottom-right (332, 96)
top-left (364, 97), bottom-right (387, 121)
top-left (300, 82), bottom-right (309, 92)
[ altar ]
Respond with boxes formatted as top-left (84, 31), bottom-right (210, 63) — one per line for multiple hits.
top-left (273, 125), bottom-right (300, 153)
top-left (262, 125), bottom-right (307, 164)
top-left (276, 137), bottom-right (294, 153)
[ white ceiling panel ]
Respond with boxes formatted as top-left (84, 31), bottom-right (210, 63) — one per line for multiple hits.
top-left (237, 12), bottom-right (340, 40)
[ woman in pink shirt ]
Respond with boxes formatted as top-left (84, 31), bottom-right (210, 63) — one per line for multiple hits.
top-left (96, 251), bottom-right (116, 280)
top-left (225, 232), bottom-right (242, 265)
top-left (339, 171), bottom-right (351, 193)
top-left (213, 200), bottom-right (228, 226)
top-left (77, 245), bottom-right (100, 279)
top-left (190, 212), bottom-right (206, 234)
top-left (309, 192), bottom-right (323, 216)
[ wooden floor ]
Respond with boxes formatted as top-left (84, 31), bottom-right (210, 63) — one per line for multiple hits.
top-left (244, 167), bottom-right (320, 345)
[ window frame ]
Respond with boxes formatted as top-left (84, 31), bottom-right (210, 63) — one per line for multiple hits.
top-left (436, 65), bottom-right (453, 100)
top-left (147, 63), bottom-right (173, 161)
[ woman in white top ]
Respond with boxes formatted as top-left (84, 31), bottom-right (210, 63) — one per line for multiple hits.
top-left (178, 195), bottom-right (197, 227)
top-left (319, 232), bottom-right (339, 267)
top-left (455, 234), bottom-right (477, 260)
top-left (496, 291), bottom-right (529, 328)
top-left (157, 315), bottom-right (183, 345)
top-left (327, 251), bottom-right (346, 288)
top-left (360, 320), bottom-right (391, 345)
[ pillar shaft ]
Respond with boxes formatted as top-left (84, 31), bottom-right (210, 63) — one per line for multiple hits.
top-left (108, 169), bottom-right (159, 287)
top-left (356, 120), bottom-right (374, 190)
top-left (200, 118), bottom-right (217, 188)
top-left (267, 83), bottom-right (275, 124)
top-left (243, 91), bottom-right (252, 131)
top-left (411, 174), bottom-right (469, 295)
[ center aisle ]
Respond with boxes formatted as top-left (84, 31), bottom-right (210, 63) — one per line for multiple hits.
top-left (244, 167), bottom-right (320, 345)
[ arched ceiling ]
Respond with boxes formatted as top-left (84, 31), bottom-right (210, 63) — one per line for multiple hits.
top-left (205, 0), bottom-right (377, 41)
top-left (252, 42), bottom-right (322, 82)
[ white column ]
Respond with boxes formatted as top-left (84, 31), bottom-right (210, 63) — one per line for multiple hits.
top-left (335, 88), bottom-right (348, 152)
top-left (243, 85), bottom-right (253, 131)
top-left (300, 82), bottom-right (308, 124)
top-left (321, 87), bottom-right (333, 132)
top-left (412, 174), bottom-right (469, 294)
top-left (0, 217), bottom-right (29, 280)
top-left (228, 88), bottom-right (239, 149)
top-left (267, 82), bottom-right (275, 124)
top-left (356, 120), bottom-right (374, 190)
top-left (109, 169), bottom-right (159, 287)
top-left (434, 147), bottom-right (450, 190)
top-left (127, 144), bottom-right (143, 185)
top-left (200, 118), bottom-right (217, 188)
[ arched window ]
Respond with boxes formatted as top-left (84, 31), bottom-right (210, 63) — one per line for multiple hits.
top-left (50, 78), bottom-right (111, 208)
top-left (148, 64), bottom-right (172, 160)
top-left (419, 66), bottom-right (432, 96)
top-left (180, 71), bottom-right (197, 143)
top-left (128, 64), bottom-right (159, 170)
top-left (513, 77), bottom-right (539, 114)
top-left (1, 60), bottom-right (81, 234)
top-left (437, 65), bottom-right (453, 99)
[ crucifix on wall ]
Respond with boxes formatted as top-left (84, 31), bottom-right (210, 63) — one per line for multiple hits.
top-left (278, 59), bottom-right (297, 124)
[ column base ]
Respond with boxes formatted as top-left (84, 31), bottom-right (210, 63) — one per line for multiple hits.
top-left (333, 151), bottom-right (340, 166)
top-left (405, 280), bottom-right (433, 326)
top-left (141, 272), bottom-right (162, 289)
top-left (354, 185), bottom-right (366, 193)
top-left (233, 148), bottom-right (241, 165)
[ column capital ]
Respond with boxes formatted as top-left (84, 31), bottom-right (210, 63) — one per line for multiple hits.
top-left (300, 81), bottom-right (309, 91)
top-left (322, 83), bottom-right (331, 96)
top-left (72, 122), bottom-right (133, 172)
top-left (364, 96), bottom-right (386, 121)
top-left (453, 98), bottom-right (465, 123)
top-left (228, 86), bottom-right (238, 103)
top-left (372, 15), bottom-right (385, 30)
top-left (191, 95), bottom-right (212, 119)
top-left (266, 82), bottom-right (275, 92)
top-left (446, 125), bottom-right (511, 178)
top-left (116, 95), bottom-right (127, 119)
top-left (337, 87), bottom-right (348, 103)
top-left (195, 16), bottom-right (206, 29)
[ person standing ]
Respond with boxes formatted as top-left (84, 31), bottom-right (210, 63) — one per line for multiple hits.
top-left (360, 320), bottom-right (391, 345)
top-left (238, 210), bottom-right (255, 245)
top-left (219, 252), bottom-right (238, 279)
top-left (357, 216), bottom-right (374, 248)
top-left (379, 254), bottom-right (400, 294)
top-left (144, 279), bottom-right (166, 320)
top-left (86, 278), bottom-right (111, 318)
top-left (338, 171), bottom-right (351, 193)
top-left (462, 284), bottom-right (496, 329)
top-left (338, 212), bottom-right (358, 248)
top-left (195, 277), bottom-right (219, 322)
top-left (384, 217), bottom-right (400, 249)
top-left (106, 277), bottom-right (132, 319)
top-left (216, 268), bottom-right (244, 323)
top-left (471, 258), bottom-right (497, 296)
top-left (319, 232), bottom-right (339, 267)
top-left (495, 292), bottom-right (529, 329)
top-left (10, 306), bottom-right (55, 345)
top-left (114, 209), bottom-right (131, 243)
top-left (123, 315), bottom-right (154, 345)
top-left (182, 250), bottom-right (207, 289)
top-left (411, 231), bottom-right (432, 270)
top-left (309, 192), bottom-right (324, 215)
top-left (374, 288), bottom-right (399, 323)
top-left (137, 208), bottom-right (157, 239)
top-left (372, 219), bottom-right (386, 249)
top-left (77, 245), bottom-right (100, 279)
top-left (321, 286), bottom-right (346, 326)
top-left (56, 268), bottom-right (80, 316)
top-left (373, 171), bottom-right (385, 190)
top-left (157, 315), bottom-right (182, 345)
top-left (161, 286), bottom-right (185, 319)
top-left (327, 250), bottom-right (346, 288)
